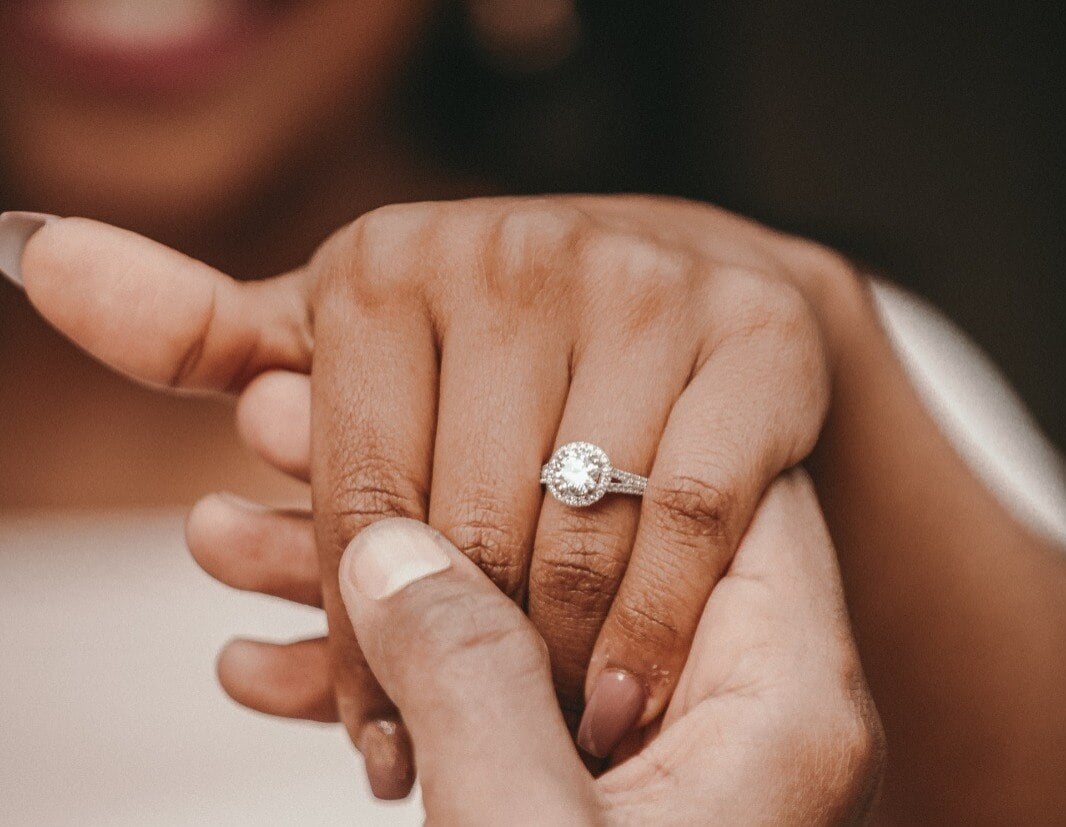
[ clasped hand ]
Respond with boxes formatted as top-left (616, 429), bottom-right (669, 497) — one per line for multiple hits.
top-left (19, 195), bottom-right (881, 819)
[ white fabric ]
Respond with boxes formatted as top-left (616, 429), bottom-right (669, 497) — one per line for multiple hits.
top-left (0, 514), bottom-right (423, 826)
top-left (871, 282), bottom-right (1066, 545)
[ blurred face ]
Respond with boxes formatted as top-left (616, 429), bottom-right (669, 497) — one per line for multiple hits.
top-left (0, 0), bottom-right (434, 235)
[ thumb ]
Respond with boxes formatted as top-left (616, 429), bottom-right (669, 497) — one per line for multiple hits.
top-left (338, 518), bottom-right (598, 823)
top-left (1, 211), bottom-right (312, 392)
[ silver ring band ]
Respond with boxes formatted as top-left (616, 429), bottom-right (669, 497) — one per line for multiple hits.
top-left (540, 441), bottom-right (648, 507)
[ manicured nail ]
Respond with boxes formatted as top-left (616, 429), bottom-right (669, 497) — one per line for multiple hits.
top-left (576, 669), bottom-right (646, 758)
top-left (359, 718), bottom-right (415, 800)
top-left (0, 212), bottom-right (58, 289)
top-left (342, 518), bottom-right (451, 600)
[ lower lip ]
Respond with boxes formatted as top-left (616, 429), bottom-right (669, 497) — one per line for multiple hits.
top-left (4, 2), bottom-right (276, 96)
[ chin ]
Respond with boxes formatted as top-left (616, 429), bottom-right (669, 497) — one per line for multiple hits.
top-left (3, 110), bottom-right (272, 242)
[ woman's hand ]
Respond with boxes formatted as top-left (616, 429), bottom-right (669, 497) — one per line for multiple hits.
top-left (209, 195), bottom-right (854, 792)
top-left (329, 473), bottom-right (883, 823)
top-left (13, 197), bottom-right (861, 796)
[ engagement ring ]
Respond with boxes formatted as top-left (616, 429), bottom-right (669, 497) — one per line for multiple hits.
top-left (540, 441), bottom-right (648, 507)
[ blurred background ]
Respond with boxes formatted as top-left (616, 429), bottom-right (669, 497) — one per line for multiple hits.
top-left (0, 1), bottom-right (1061, 823)
top-left (1, 2), bottom-right (1062, 510)
top-left (411, 1), bottom-right (1065, 449)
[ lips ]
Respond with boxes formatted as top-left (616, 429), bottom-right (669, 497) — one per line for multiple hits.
top-left (4, 0), bottom-right (283, 95)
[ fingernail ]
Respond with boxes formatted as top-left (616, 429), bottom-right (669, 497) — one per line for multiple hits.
top-left (342, 518), bottom-right (451, 600)
top-left (359, 719), bottom-right (415, 800)
top-left (576, 669), bottom-right (646, 758)
top-left (0, 211), bottom-right (59, 289)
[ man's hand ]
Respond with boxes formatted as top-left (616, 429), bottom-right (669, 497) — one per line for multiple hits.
top-left (333, 472), bottom-right (883, 823)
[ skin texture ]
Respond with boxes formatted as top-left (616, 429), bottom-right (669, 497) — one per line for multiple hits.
top-left (16, 200), bottom-right (1066, 822)
top-left (332, 476), bottom-right (883, 825)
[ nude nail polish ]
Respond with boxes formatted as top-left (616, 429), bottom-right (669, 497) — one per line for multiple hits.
top-left (0, 212), bottom-right (58, 289)
top-left (342, 518), bottom-right (451, 600)
top-left (576, 669), bottom-right (646, 758)
top-left (359, 718), bottom-right (415, 800)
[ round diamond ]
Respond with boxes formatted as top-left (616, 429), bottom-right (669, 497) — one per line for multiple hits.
top-left (544, 442), bottom-right (611, 507)
top-left (559, 454), bottom-right (596, 493)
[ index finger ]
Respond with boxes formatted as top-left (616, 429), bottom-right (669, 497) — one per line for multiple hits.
top-left (6, 212), bottom-right (313, 392)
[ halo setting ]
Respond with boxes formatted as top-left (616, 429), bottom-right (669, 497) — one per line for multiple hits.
top-left (539, 440), bottom-right (647, 508)
top-left (542, 442), bottom-right (612, 506)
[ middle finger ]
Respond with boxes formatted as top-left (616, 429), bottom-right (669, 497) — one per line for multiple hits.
top-left (311, 245), bottom-right (438, 798)
top-left (428, 318), bottom-right (570, 602)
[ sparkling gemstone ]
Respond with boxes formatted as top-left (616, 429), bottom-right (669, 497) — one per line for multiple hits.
top-left (544, 442), bottom-right (611, 506)
top-left (559, 454), bottom-right (596, 494)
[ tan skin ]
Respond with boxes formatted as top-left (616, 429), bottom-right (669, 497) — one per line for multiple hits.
top-left (3, 3), bottom-right (1063, 823)
top-left (330, 478), bottom-right (884, 825)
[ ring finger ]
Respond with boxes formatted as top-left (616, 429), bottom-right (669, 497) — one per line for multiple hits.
top-left (528, 333), bottom-right (693, 713)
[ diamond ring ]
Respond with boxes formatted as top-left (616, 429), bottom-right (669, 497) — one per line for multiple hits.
top-left (540, 441), bottom-right (648, 507)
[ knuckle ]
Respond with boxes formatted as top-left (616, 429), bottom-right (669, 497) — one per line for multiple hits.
top-left (812, 702), bottom-right (886, 811)
top-left (834, 659), bottom-right (887, 787)
top-left (585, 229), bottom-right (691, 286)
top-left (498, 199), bottom-right (588, 252)
top-left (580, 228), bottom-right (697, 333)
top-left (446, 502), bottom-right (527, 600)
top-left (724, 275), bottom-right (818, 344)
top-left (531, 527), bottom-right (628, 616)
top-left (353, 201), bottom-right (440, 253)
top-left (320, 203), bottom-right (439, 309)
top-left (787, 237), bottom-right (861, 298)
top-left (836, 710), bottom-right (885, 790)
top-left (324, 453), bottom-right (427, 551)
top-left (761, 282), bottom-right (818, 340)
top-left (611, 591), bottom-right (683, 650)
top-left (484, 200), bottom-right (591, 303)
top-left (647, 473), bottom-right (736, 547)
top-left (779, 657), bottom-right (885, 811)
top-left (355, 201), bottom-right (416, 237)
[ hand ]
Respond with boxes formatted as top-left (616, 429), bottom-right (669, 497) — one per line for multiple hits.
top-left (330, 473), bottom-right (883, 823)
top-left (15, 198), bottom-right (860, 795)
